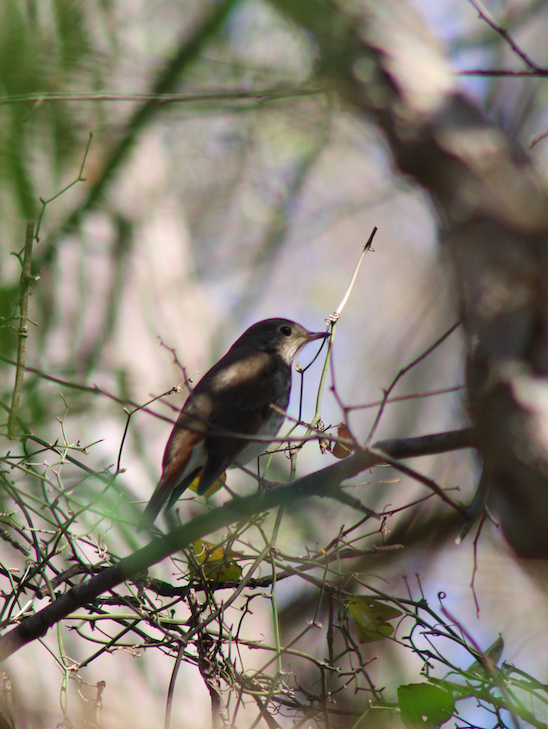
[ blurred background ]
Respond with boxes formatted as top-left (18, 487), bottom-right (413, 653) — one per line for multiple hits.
top-left (1, 0), bottom-right (548, 727)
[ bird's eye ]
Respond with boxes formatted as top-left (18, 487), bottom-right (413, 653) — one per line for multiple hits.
top-left (280, 326), bottom-right (292, 337)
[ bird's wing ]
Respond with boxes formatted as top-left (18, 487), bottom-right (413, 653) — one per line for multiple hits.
top-left (140, 350), bottom-right (290, 523)
top-left (198, 357), bottom-right (289, 494)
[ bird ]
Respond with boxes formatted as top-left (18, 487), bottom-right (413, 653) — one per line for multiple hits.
top-left (140, 318), bottom-right (329, 526)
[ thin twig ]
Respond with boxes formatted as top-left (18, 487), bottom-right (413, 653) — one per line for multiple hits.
top-left (0, 354), bottom-right (178, 426)
top-left (0, 87), bottom-right (326, 107)
top-left (158, 336), bottom-right (193, 390)
top-left (293, 230), bottom-right (377, 451)
top-left (35, 132), bottom-right (93, 241)
top-left (365, 319), bottom-right (462, 447)
top-left (0, 427), bottom-right (476, 662)
top-left (440, 603), bottom-right (521, 729)
top-left (93, 681), bottom-right (106, 729)
top-left (329, 229), bottom-right (376, 322)
top-left (529, 129), bottom-right (548, 149)
top-left (459, 68), bottom-right (548, 77)
top-left (346, 385), bottom-right (465, 411)
top-left (367, 446), bottom-right (468, 518)
top-left (116, 387), bottom-right (179, 473)
top-left (165, 642), bottom-right (185, 729)
top-left (468, 0), bottom-right (545, 72)
top-left (470, 512), bottom-right (486, 619)
top-left (8, 223), bottom-right (35, 438)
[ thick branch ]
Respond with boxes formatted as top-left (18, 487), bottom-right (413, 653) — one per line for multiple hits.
top-left (0, 427), bottom-right (474, 661)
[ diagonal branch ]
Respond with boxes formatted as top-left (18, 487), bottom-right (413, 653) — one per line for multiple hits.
top-left (0, 426), bottom-right (475, 662)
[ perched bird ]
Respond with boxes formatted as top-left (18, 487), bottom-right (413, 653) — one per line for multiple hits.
top-left (140, 318), bottom-right (329, 526)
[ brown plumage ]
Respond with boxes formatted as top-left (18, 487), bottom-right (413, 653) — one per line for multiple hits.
top-left (140, 318), bottom-right (329, 527)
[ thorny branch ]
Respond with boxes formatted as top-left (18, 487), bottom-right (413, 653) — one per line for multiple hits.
top-left (3, 3), bottom-right (548, 724)
top-left (0, 426), bottom-right (475, 662)
top-left (7, 223), bottom-right (36, 438)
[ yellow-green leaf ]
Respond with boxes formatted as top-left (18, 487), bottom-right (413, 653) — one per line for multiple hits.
top-left (346, 598), bottom-right (399, 643)
top-left (356, 620), bottom-right (393, 643)
top-left (190, 539), bottom-right (242, 583)
top-left (345, 596), bottom-right (402, 623)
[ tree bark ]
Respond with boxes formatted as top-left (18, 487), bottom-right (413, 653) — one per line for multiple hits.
top-left (272, 0), bottom-right (548, 557)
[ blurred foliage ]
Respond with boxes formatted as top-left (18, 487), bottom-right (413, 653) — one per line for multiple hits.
top-left (0, 0), bottom-right (96, 221)
top-left (0, 0), bottom-right (547, 727)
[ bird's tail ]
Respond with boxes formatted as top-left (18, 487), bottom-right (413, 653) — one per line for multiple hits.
top-left (137, 481), bottom-right (171, 531)
top-left (138, 468), bottom-right (202, 531)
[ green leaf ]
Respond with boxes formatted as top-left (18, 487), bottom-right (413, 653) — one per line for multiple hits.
top-left (355, 620), bottom-right (393, 643)
top-left (190, 539), bottom-right (243, 583)
top-left (398, 683), bottom-right (455, 729)
top-left (347, 601), bottom-right (398, 643)
top-left (345, 596), bottom-right (402, 623)
top-left (345, 596), bottom-right (402, 642)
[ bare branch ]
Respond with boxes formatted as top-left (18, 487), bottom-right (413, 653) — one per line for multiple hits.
top-left (0, 427), bottom-right (475, 661)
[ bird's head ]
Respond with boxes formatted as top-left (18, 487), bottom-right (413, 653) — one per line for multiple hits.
top-left (234, 318), bottom-right (330, 365)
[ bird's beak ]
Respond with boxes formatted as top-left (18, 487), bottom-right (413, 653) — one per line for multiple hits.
top-left (306, 330), bottom-right (331, 342)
